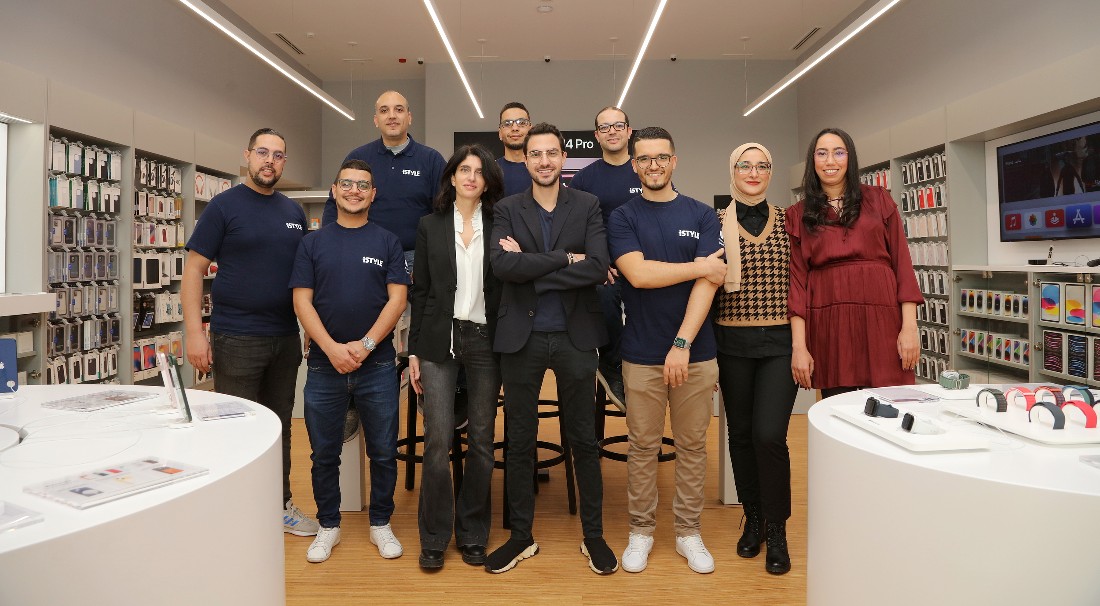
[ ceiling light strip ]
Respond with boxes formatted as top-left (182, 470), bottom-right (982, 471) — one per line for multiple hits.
top-left (175, 0), bottom-right (355, 120)
top-left (423, 0), bottom-right (484, 119)
top-left (0, 111), bottom-right (32, 124)
top-left (617, 0), bottom-right (668, 108)
top-left (742, 0), bottom-right (903, 116)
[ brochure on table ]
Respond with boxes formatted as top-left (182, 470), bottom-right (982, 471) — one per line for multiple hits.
top-left (23, 456), bottom-right (208, 509)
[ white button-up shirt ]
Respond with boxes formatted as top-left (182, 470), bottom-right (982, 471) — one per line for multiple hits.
top-left (452, 203), bottom-right (486, 324)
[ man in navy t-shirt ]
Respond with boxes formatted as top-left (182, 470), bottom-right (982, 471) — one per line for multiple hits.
top-left (568, 106), bottom-right (641, 409)
top-left (607, 127), bottom-right (727, 576)
top-left (291, 159), bottom-right (410, 564)
top-left (495, 101), bottom-right (534, 197)
top-left (182, 127), bottom-right (317, 537)
top-left (322, 90), bottom-right (445, 271)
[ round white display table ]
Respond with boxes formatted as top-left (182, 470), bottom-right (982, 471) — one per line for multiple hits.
top-left (807, 389), bottom-right (1100, 606)
top-left (0, 385), bottom-right (285, 605)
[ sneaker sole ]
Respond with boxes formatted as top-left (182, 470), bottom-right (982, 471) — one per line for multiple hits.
top-left (285, 525), bottom-right (319, 537)
top-left (580, 542), bottom-right (618, 575)
top-left (595, 372), bottom-right (627, 413)
top-left (675, 544), bottom-right (715, 574)
top-left (485, 543), bottom-right (539, 574)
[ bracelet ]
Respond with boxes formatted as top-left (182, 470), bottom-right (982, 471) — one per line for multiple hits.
top-left (1028, 401), bottom-right (1066, 430)
top-left (976, 388), bottom-right (1008, 413)
top-left (1005, 387), bottom-right (1035, 412)
top-left (1063, 385), bottom-right (1095, 407)
top-left (1060, 399), bottom-right (1098, 428)
top-left (1035, 386), bottom-right (1065, 407)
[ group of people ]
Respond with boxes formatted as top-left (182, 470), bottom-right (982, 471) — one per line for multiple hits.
top-left (182, 89), bottom-right (922, 579)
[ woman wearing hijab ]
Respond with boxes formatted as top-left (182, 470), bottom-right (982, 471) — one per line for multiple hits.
top-left (713, 142), bottom-right (795, 575)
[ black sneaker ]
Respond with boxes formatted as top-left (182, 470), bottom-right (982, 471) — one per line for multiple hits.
top-left (581, 537), bottom-right (618, 575)
top-left (484, 538), bottom-right (538, 573)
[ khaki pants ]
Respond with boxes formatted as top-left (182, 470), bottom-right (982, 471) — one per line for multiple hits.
top-left (623, 359), bottom-right (718, 538)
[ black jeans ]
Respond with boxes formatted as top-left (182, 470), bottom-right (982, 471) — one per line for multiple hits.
top-left (212, 332), bottom-right (302, 504)
top-left (596, 280), bottom-right (623, 383)
top-left (717, 352), bottom-right (797, 521)
top-left (501, 331), bottom-right (603, 541)
top-left (417, 320), bottom-right (501, 550)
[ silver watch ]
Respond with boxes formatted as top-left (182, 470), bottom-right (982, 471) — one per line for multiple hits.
top-left (360, 336), bottom-right (376, 352)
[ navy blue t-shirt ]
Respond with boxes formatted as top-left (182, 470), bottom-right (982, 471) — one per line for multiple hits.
top-left (607, 194), bottom-right (721, 365)
top-left (569, 159), bottom-right (643, 228)
top-left (289, 222), bottom-right (410, 368)
top-left (496, 157), bottom-right (531, 198)
top-left (322, 136), bottom-right (445, 251)
top-left (186, 184), bottom-right (306, 336)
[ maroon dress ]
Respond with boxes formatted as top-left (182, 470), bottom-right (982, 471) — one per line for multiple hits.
top-left (785, 185), bottom-right (923, 389)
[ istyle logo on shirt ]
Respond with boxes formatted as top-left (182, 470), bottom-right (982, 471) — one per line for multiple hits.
top-left (286, 222), bottom-right (303, 230)
top-left (362, 256), bottom-right (384, 267)
top-left (1004, 213), bottom-right (1022, 231)
top-left (402, 169), bottom-right (421, 176)
top-left (1065, 204), bottom-right (1093, 229)
top-left (1044, 208), bottom-right (1065, 228)
top-left (629, 187), bottom-right (642, 194)
top-left (678, 230), bottom-right (700, 239)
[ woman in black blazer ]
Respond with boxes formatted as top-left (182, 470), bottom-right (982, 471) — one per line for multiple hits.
top-left (408, 144), bottom-right (504, 570)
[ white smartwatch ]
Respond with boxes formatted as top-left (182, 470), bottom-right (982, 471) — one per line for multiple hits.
top-left (360, 336), bottom-right (376, 353)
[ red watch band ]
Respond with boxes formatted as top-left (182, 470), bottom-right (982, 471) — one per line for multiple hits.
top-left (1059, 399), bottom-right (1098, 428)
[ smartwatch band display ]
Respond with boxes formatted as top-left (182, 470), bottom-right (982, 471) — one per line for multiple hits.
top-left (1005, 386), bottom-right (1035, 411)
top-left (1060, 399), bottom-right (1098, 428)
top-left (976, 388), bottom-right (1008, 413)
top-left (1028, 401), bottom-right (1066, 430)
top-left (1035, 386), bottom-right (1065, 407)
top-left (938, 370), bottom-right (971, 390)
top-left (901, 412), bottom-right (944, 435)
top-left (1062, 385), bottom-right (1095, 408)
top-left (864, 397), bottom-right (900, 418)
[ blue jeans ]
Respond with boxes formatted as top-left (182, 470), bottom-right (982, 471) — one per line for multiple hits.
top-left (211, 332), bottom-right (301, 504)
top-left (304, 359), bottom-right (399, 528)
top-left (417, 320), bottom-right (500, 550)
top-left (597, 280), bottom-right (623, 383)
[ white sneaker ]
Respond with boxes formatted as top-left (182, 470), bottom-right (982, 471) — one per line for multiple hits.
top-left (283, 499), bottom-right (320, 536)
top-left (369, 523), bottom-right (404, 559)
top-left (306, 526), bottom-right (341, 563)
top-left (621, 532), bottom-right (654, 573)
top-left (676, 534), bottom-right (715, 574)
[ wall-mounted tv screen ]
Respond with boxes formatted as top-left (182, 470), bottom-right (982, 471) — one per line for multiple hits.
top-left (998, 120), bottom-right (1100, 242)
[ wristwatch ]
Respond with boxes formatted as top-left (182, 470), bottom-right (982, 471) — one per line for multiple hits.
top-left (863, 397), bottom-right (899, 419)
top-left (360, 335), bottom-right (377, 353)
top-left (672, 337), bottom-right (691, 350)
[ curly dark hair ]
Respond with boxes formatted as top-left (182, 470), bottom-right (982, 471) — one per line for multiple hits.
top-left (433, 144), bottom-right (504, 213)
top-left (800, 127), bottom-right (862, 230)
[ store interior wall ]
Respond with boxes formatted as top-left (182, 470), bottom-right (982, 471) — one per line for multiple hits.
top-left (0, 0), bottom-right (324, 187)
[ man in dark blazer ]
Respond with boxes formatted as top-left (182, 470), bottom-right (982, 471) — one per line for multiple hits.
top-left (483, 122), bottom-right (618, 576)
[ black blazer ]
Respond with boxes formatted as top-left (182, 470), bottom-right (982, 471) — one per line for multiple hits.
top-left (408, 206), bottom-right (502, 363)
top-left (490, 186), bottom-right (609, 354)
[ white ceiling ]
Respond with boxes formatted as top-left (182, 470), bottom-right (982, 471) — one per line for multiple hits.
top-left (216, 0), bottom-right (870, 82)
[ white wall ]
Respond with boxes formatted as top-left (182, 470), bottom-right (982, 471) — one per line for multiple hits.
top-left (423, 58), bottom-right (800, 206)
top-left (0, 0), bottom-right (324, 186)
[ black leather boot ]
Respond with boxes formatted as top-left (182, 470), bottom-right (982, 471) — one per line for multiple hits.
top-left (765, 520), bottom-right (791, 575)
top-left (736, 503), bottom-right (763, 558)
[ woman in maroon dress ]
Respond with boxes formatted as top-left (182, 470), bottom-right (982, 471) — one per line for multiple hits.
top-left (786, 128), bottom-right (923, 397)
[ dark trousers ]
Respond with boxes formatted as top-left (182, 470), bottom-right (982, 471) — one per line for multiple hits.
top-left (417, 321), bottom-right (501, 550)
top-left (596, 280), bottom-right (623, 383)
top-left (717, 352), bottom-right (797, 521)
top-left (501, 331), bottom-right (603, 541)
top-left (212, 332), bottom-right (302, 504)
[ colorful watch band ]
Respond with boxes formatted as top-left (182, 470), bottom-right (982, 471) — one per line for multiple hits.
top-left (1028, 401), bottom-right (1066, 430)
top-left (976, 388), bottom-right (1008, 413)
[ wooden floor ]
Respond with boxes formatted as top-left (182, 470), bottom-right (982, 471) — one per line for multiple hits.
top-left (284, 383), bottom-right (809, 605)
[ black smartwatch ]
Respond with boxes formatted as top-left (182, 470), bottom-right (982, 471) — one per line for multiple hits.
top-left (901, 412), bottom-right (944, 435)
top-left (864, 397), bottom-right (899, 418)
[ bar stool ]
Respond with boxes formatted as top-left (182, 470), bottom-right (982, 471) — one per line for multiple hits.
top-left (495, 396), bottom-right (578, 528)
top-left (594, 380), bottom-right (675, 462)
top-left (394, 352), bottom-right (466, 496)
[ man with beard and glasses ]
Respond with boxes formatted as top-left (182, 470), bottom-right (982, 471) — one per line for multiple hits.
top-left (291, 159), bottom-right (410, 563)
top-left (484, 122), bottom-right (617, 576)
top-left (495, 101), bottom-right (534, 197)
top-left (182, 127), bottom-right (317, 537)
top-left (607, 127), bottom-right (726, 575)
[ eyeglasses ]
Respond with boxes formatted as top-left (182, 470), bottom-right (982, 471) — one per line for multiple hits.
top-left (457, 165), bottom-right (483, 176)
top-left (250, 147), bottom-right (287, 162)
top-left (734, 162), bottom-right (772, 175)
top-left (635, 154), bottom-right (673, 168)
top-left (814, 148), bottom-right (848, 162)
top-left (336, 179), bottom-right (373, 192)
top-left (527, 149), bottom-right (562, 160)
top-left (500, 118), bottom-right (532, 129)
top-left (597, 121), bottom-right (628, 134)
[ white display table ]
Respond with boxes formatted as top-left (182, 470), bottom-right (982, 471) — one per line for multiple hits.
top-left (0, 385), bottom-right (285, 605)
top-left (806, 389), bottom-right (1100, 606)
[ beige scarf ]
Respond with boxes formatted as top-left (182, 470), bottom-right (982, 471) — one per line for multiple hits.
top-left (723, 142), bottom-right (774, 292)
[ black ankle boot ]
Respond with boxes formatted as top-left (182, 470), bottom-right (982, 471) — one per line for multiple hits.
top-left (765, 521), bottom-right (791, 575)
top-left (736, 503), bottom-right (763, 558)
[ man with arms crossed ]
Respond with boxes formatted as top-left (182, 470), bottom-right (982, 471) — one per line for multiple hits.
top-left (182, 127), bottom-right (317, 536)
top-left (568, 106), bottom-right (638, 408)
top-left (608, 127), bottom-right (726, 574)
top-left (485, 123), bottom-right (617, 575)
top-left (291, 160), bottom-right (409, 563)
